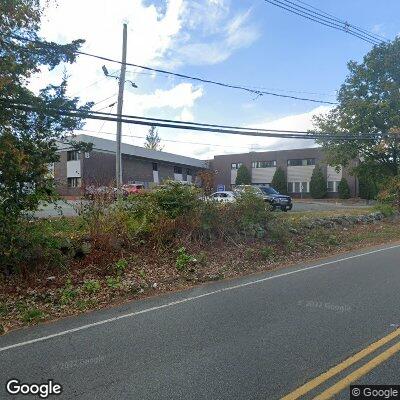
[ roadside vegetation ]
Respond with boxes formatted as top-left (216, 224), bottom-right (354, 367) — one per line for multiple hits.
top-left (1, 181), bottom-right (399, 335)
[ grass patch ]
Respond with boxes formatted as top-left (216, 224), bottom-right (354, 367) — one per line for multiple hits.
top-left (21, 308), bottom-right (45, 324)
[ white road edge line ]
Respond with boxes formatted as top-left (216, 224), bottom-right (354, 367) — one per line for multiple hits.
top-left (1, 244), bottom-right (399, 353)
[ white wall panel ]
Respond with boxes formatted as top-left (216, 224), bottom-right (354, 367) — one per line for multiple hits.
top-left (251, 167), bottom-right (276, 184)
top-left (67, 160), bottom-right (81, 178)
top-left (287, 165), bottom-right (315, 182)
top-left (231, 170), bottom-right (238, 185)
top-left (153, 170), bottom-right (159, 184)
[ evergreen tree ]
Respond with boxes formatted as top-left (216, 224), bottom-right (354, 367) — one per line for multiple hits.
top-left (337, 177), bottom-right (351, 199)
top-left (310, 165), bottom-right (327, 198)
top-left (144, 126), bottom-right (163, 150)
top-left (235, 164), bottom-right (251, 185)
top-left (359, 175), bottom-right (378, 201)
top-left (271, 167), bottom-right (287, 194)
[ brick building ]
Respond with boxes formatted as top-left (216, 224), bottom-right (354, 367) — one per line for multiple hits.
top-left (210, 147), bottom-right (358, 197)
top-left (53, 134), bottom-right (207, 197)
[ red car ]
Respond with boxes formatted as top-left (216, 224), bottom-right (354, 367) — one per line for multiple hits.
top-left (121, 183), bottom-right (145, 196)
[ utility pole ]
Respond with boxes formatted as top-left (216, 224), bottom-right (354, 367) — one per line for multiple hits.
top-left (116, 23), bottom-right (127, 188)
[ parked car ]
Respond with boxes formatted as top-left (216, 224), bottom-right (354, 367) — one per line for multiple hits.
top-left (234, 185), bottom-right (293, 211)
top-left (209, 191), bottom-right (236, 203)
top-left (259, 186), bottom-right (293, 211)
top-left (121, 183), bottom-right (145, 196)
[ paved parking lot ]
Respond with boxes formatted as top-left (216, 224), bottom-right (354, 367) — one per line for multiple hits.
top-left (292, 200), bottom-right (371, 213)
top-left (34, 199), bottom-right (371, 218)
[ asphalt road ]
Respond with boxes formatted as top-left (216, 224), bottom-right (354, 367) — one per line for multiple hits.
top-left (1, 244), bottom-right (400, 399)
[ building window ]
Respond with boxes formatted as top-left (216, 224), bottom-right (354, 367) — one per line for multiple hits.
top-left (67, 177), bottom-right (81, 188)
top-left (152, 162), bottom-right (158, 171)
top-left (231, 163), bottom-right (242, 170)
top-left (304, 158), bottom-right (316, 166)
top-left (327, 181), bottom-right (338, 192)
top-left (67, 150), bottom-right (79, 161)
top-left (252, 160), bottom-right (277, 168)
top-left (288, 182), bottom-right (308, 193)
top-left (288, 159), bottom-right (301, 166)
top-left (187, 168), bottom-right (192, 176)
top-left (174, 166), bottom-right (182, 174)
top-left (287, 158), bottom-right (316, 166)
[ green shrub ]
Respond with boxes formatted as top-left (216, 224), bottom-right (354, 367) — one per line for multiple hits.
top-left (176, 247), bottom-right (195, 271)
top-left (106, 276), bottom-right (121, 289)
top-left (271, 167), bottom-right (287, 194)
top-left (0, 302), bottom-right (8, 317)
top-left (21, 308), bottom-right (45, 323)
top-left (260, 246), bottom-right (275, 259)
top-left (83, 279), bottom-right (101, 294)
top-left (327, 235), bottom-right (340, 246)
top-left (235, 164), bottom-right (251, 185)
top-left (310, 165), bottom-right (327, 199)
top-left (373, 203), bottom-right (396, 217)
top-left (115, 258), bottom-right (128, 275)
top-left (377, 175), bottom-right (400, 211)
top-left (153, 181), bottom-right (201, 219)
top-left (60, 278), bottom-right (78, 305)
top-left (338, 178), bottom-right (351, 199)
top-left (268, 219), bottom-right (291, 244)
top-left (234, 190), bottom-right (270, 236)
top-left (359, 175), bottom-right (379, 201)
top-left (0, 217), bottom-right (66, 275)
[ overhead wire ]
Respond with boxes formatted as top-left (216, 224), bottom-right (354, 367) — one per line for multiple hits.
top-left (8, 34), bottom-right (338, 105)
top-left (75, 128), bottom-right (262, 150)
top-left (264, 0), bottom-right (385, 45)
top-left (294, 0), bottom-right (389, 42)
top-left (1, 99), bottom-right (386, 141)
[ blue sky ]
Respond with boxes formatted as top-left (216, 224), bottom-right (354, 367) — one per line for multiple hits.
top-left (35, 0), bottom-right (400, 158)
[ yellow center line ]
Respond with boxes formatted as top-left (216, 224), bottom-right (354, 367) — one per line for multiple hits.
top-left (314, 340), bottom-right (400, 399)
top-left (281, 328), bottom-right (400, 400)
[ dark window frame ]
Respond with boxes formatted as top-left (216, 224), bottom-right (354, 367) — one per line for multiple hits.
top-left (252, 160), bottom-right (277, 168)
top-left (67, 150), bottom-right (80, 161)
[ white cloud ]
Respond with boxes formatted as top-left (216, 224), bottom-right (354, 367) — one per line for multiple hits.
top-left (31, 0), bottom-right (259, 147)
top-left (152, 106), bottom-right (332, 160)
top-left (172, 5), bottom-right (259, 66)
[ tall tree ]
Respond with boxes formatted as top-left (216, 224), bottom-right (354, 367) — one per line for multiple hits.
top-left (337, 177), bottom-right (351, 199)
top-left (313, 38), bottom-right (400, 183)
top-left (144, 126), bottom-right (163, 150)
top-left (271, 167), bottom-right (287, 194)
top-left (235, 164), bottom-right (251, 185)
top-left (0, 0), bottom-right (91, 265)
top-left (309, 165), bottom-right (327, 198)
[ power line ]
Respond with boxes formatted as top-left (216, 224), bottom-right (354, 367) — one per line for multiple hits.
top-left (8, 34), bottom-right (338, 105)
top-left (266, 0), bottom-right (382, 44)
top-left (125, 68), bottom-right (337, 98)
top-left (294, 0), bottom-right (389, 42)
top-left (75, 50), bottom-right (338, 105)
top-left (92, 93), bottom-right (118, 107)
top-left (1, 97), bottom-right (382, 138)
top-left (265, 0), bottom-right (386, 45)
top-left (76, 128), bottom-right (260, 150)
top-left (1, 99), bottom-right (385, 141)
top-left (265, 0), bottom-right (379, 45)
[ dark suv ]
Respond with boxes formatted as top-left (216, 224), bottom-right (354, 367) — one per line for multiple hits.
top-left (259, 186), bottom-right (293, 212)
